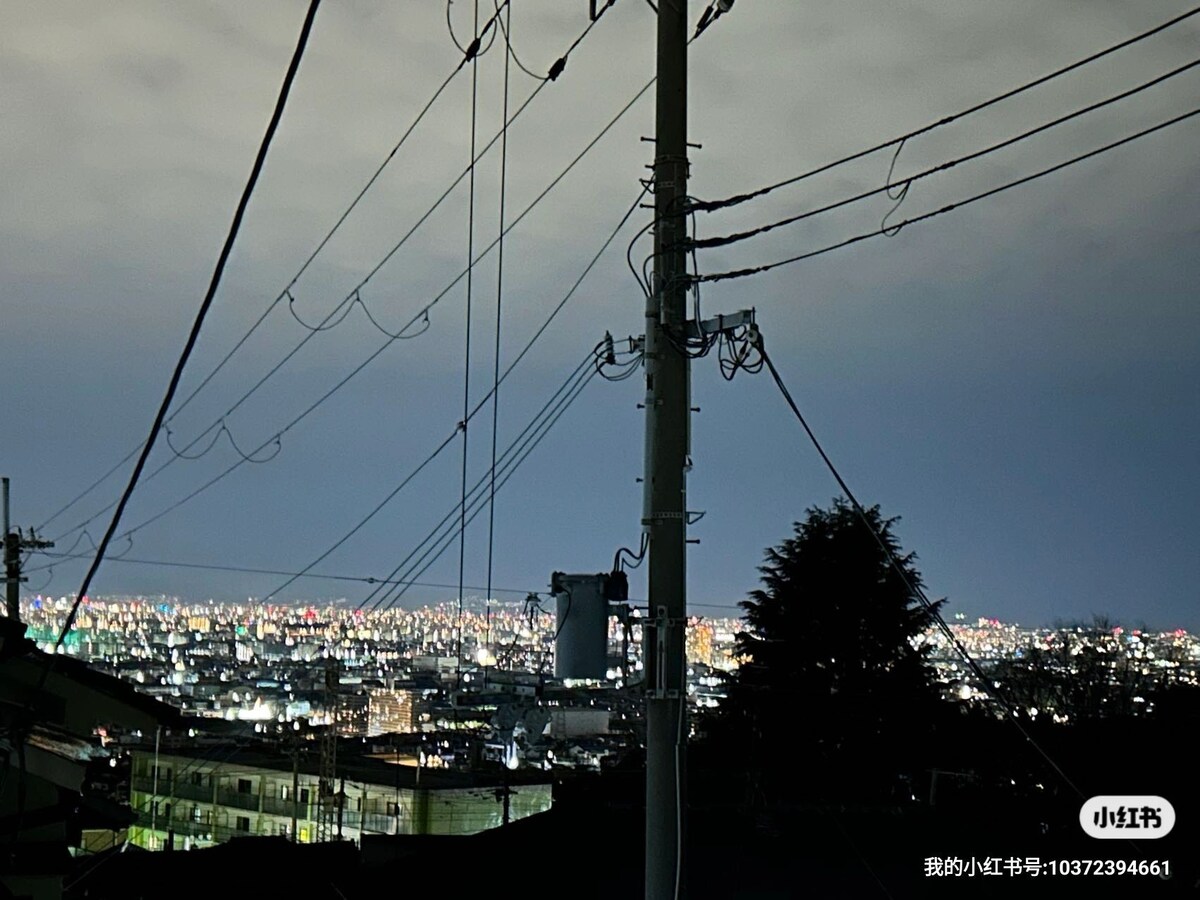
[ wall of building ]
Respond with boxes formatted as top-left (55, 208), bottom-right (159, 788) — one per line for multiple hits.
top-left (126, 750), bottom-right (551, 850)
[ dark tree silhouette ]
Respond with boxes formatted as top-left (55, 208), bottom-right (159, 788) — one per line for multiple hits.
top-left (706, 498), bottom-right (946, 803)
top-left (990, 615), bottom-right (1155, 722)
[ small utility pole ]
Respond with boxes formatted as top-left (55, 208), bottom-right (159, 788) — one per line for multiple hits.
top-left (3, 477), bottom-right (15, 620)
top-left (291, 745), bottom-right (301, 842)
top-left (3, 478), bottom-right (53, 624)
top-left (643, 0), bottom-right (689, 897)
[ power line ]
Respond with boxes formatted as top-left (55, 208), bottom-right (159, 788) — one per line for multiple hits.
top-left (689, 57), bottom-right (1200, 252)
top-left (486, 0), bottom-right (515, 666)
top-left (692, 4), bottom-right (1200, 214)
top-left (359, 348), bottom-right (602, 613)
top-left (696, 105), bottom-right (1200, 283)
top-left (263, 431), bottom-right (461, 600)
top-left (492, 0), bottom-right (549, 82)
top-left (27, 550), bottom-right (535, 596)
top-left (36, 6), bottom-right (497, 534)
top-left (446, 0), bottom-right (501, 58)
top-left (370, 357), bottom-right (611, 614)
top-left (51, 2), bottom-right (635, 550)
top-left (55, 0), bottom-right (323, 652)
top-left (263, 185), bottom-right (649, 608)
top-left (755, 337), bottom-right (1086, 799)
top-left (387, 359), bottom-right (613, 612)
top-left (456, 0), bottom-right (484, 693)
top-left (362, 340), bottom-right (642, 614)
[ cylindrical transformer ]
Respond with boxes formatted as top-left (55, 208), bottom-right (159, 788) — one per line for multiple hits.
top-left (552, 572), bottom-right (609, 679)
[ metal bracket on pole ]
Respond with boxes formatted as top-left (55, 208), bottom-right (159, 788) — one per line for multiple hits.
top-left (684, 308), bottom-right (755, 341)
top-left (650, 606), bottom-right (687, 699)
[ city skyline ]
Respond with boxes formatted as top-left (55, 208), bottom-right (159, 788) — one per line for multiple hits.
top-left (3, 2), bottom-right (1198, 632)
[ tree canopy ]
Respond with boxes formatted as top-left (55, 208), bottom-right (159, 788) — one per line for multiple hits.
top-left (707, 498), bottom-right (946, 801)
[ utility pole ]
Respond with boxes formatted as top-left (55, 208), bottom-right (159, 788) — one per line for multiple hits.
top-left (3, 478), bottom-right (53, 624)
top-left (3, 478), bottom-right (15, 621)
top-left (317, 656), bottom-right (340, 842)
top-left (644, 0), bottom-right (689, 897)
top-left (290, 744), bottom-right (300, 842)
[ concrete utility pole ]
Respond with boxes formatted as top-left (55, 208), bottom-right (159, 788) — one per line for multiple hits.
top-left (3, 478), bottom-right (53, 623)
top-left (643, 1), bottom-right (689, 897)
top-left (3, 477), bottom-right (15, 621)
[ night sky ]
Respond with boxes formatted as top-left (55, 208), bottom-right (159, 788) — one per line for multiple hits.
top-left (3, 1), bottom-right (1197, 629)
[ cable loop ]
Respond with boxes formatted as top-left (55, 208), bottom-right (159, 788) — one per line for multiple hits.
top-left (225, 428), bottom-right (283, 464)
top-left (447, 0), bottom-right (500, 59)
top-left (165, 422), bottom-right (224, 460)
top-left (360, 300), bottom-right (432, 340)
top-left (287, 289), bottom-right (356, 332)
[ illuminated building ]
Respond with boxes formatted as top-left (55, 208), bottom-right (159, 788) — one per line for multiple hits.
top-left (127, 745), bottom-right (552, 850)
top-left (367, 687), bottom-right (417, 735)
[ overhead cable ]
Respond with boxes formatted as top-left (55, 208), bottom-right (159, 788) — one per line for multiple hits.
top-left (369, 352), bottom-right (623, 613)
top-left (30, 549), bottom-right (535, 595)
top-left (54, 28), bottom-right (657, 554)
top-left (689, 58), bottom-right (1200, 252)
top-left (265, 186), bottom-right (648, 604)
top-left (36, 5), bottom-right (489, 532)
top-left (456, 0), bottom-right (485, 689)
top-left (756, 337), bottom-right (1087, 799)
top-left (695, 105), bottom-right (1200, 283)
top-left (358, 349), bottom-right (601, 612)
top-left (54, 0), bottom-right (323, 652)
top-left (49, 6), bottom-right (638, 549)
top-left (486, 0), bottom-right (516, 664)
top-left (692, 4), bottom-right (1200, 213)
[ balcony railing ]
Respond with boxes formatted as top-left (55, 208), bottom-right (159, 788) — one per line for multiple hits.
top-left (130, 776), bottom-right (155, 794)
top-left (133, 811), bottom-right (213, 839)
top-left (211, 824), bottom-right (253, 843)
top-left (262, 796), bottom-right (305, 817)
top-left (215, 789), bottom-right (260, 812)
top-left (360, 812), bottom-right (397, 834)
top-left (173, 781), bottom-right (214, 803)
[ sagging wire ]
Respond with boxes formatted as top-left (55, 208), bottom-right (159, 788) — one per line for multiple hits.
top-left (25, 566), bottom-right (54, 594)
top-left (626, 212), bottom-right (657, 299)
top-left (552, 584), bottom-right (572, 641)
top-left (596, 332), bottom-right (644, 382)
top-left (881, 137), bottom-right (912, 236)
top-left (689, 51), bottom-right (1200, 256)
top-left (754, 334), bottom-right (1088, 802)
top-left (224, 427), bottom-right (282, 465)
top-left (289, 289), bottom-right (434, 340)
top-left (299, 179), bottom-right (648, 614)
top-left (164, 421), bottom-right (224, 460)
top-left (286, 289), bottom-right (357, 332)
top-left (716, 324), bottom-right (763, 381)
top-left (493, 0), bottom-right (549, 82)
top-left (640, 195), bottom-right (716, 362)
top-left (693, 104), bottom-right (1200, 284)
top-left (360, 303), bottom-right (431, 341)
top-left (51, 6), bottom-right (640, 552)
top-left (498, 591), bottom-right (547, 669)
top-left (35, 0), bottom-right (482, 536)
top-left (613, 533), bottom-right (648, 572)
top-left (25, 531), bottom-right (135, 574)
top-left (446, 0), bottom-right (500, 58)
top-left (54, 528), bottom-right (99, 561)
top-left (690, 5), bottom-right (1200, 215)
top-left (165, 421), bottom-right (282, 464)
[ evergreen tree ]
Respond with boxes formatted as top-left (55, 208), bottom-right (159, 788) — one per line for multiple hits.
top-left (710, 498), bottom-right (946, 802)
